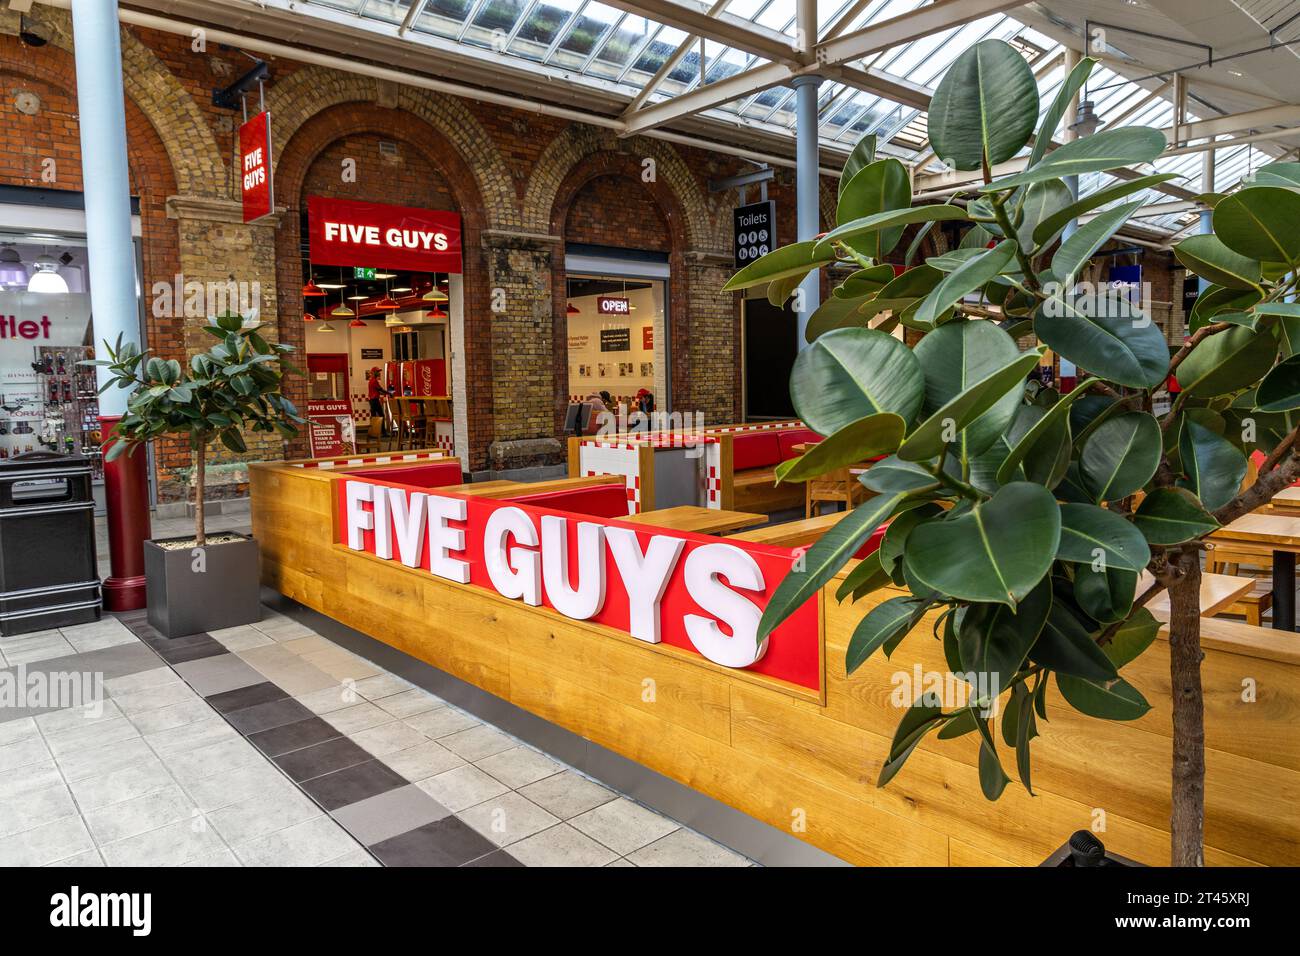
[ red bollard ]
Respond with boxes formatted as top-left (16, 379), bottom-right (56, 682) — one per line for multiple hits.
top-left (99, 415), bottom-right (151, 611)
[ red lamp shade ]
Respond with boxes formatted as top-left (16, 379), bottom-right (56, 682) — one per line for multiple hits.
top-left (303, 312), bottom-right (315, 322)
top-left (376, 295), bottom-right (400, 310)
top-left (349, 317), bottom-right (365, 327)
top-left (566, 303), bottom-right (580, 315)
top-left (302, 280), bottom-right (325, 297)
top-left (425, 306), bottom-right (447, 319)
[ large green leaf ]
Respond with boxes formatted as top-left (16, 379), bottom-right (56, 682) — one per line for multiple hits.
top-left (1175, 325), bottom-right (1277, 397)
top-left (775, 413), bottom-right (905, 483)
top-left (1173, 234), bottom-right (1263, 291)
top-left (1133, 487), bottom-right (1219, 544)
top-left (1057, 673), bottom-right (1151, 720)
top-left (1057, 503), bottom-right (1151, 573)
top-left (790, 328), bottom-right (925, 435)
top-left (981, 128), bottom-right (1167, 193)
top-left (1032, 174), bottom-right (1180, 247)
top-left (846, 596), bottom-right (933, 674)
top-left (1104, 607), bottom-right (1160, 668)
top-left (839, 132), bottom-right (877, 199)
top-left (977, 732), bottom-right (1012, 800)
top-left (996, 379), bottom-right (1094, 484)
top-left (913, 241), bottom-right (1019, 328)
top-left (1015, 180), bottom-right (1074, 254)
top-left (912, 319), bottom-right (1024, 461)
top-left (757, 492), bottom-right (907, 641)
top-left (722, 239), bottom-right (836, 292)
top-left (897, 351), bottom-right (1041, 462)
top-left (1033, 292), bottom-right (1168, 389)
top-left (1028, 55), bottom-right (1096, 168)
top-left (1074, 564), bottom-right (1137, 623)
top-left (1213, 186), bottom-right (1300, 265)
top-left (835, 550), bottom-right (892, 604)
top-left (1249, 160), bottom-right (1300, 189)
top-left (904, 482), bottom-right (1060, 607)
top-left (956, 578), bottom-right (1052, 685)
top-left (836, 159), bottom-right (911, 259)
top-left (928, 39), bottom-right (1039, 171)
top-left (816, 205), bottom-right (969, 254)
top-left (804, 294), bottom-right (870, 342)
top-left (1190, 284), bottom-right (1261, 332)
top-left (1050, 200), bottom-right (1144, 283)
top-left (1029, 600), bottom-right (1117, 681)
top-left (834, 264), bottom-right (895, 299)
top-left (877, 694), bottom-right (945, 787)
top-left (1078, 411), bottom-right (1161, 502)
top-left (860, 455), bottom-right (941, 495)
top-left (1178, 418), bottom-right (1247, 510)
top-left (1255, 354), bottom-right (1300, 413)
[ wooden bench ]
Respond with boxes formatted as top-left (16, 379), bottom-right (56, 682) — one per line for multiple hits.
top-left (724, 426), bottom-right (823, 514)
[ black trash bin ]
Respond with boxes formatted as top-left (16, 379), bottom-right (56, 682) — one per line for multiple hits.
top-left (0, 450), bottom-right (101, 637)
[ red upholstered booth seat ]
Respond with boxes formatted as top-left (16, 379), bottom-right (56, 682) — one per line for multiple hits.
top-left (777, 429), bottom-right (822, 461)
top-left (351, 461), bottom-right (463, 489)
top-left (854, 522), bottom-right (888, 560)
top-left (507, 483), bottom-right (629, 519)
top-left (731, 432), bottom-right (783, 471)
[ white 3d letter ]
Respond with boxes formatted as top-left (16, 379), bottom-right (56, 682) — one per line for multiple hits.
top-left (683, 543), bottom-right (767, 667)
top-left (344, 481), bottom-right (374, 551)
top-left (427, 495), bottom-right (470, 583)
top-left (483, 507), bottom-right (540, 606)
top-left (391, 491), bottom-right (428, 568)
top-left (372, 486), bottom-right (393, 559)
top-left (540, 515), bottom-right (606, 620)
top-left (605, 527), bottom-right (685, 644)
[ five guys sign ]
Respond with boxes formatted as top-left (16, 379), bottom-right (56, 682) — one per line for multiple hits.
top-left (307, 196), bottom-right (462, 273)
top-left (239, 111), bottom-right (273, 223)
top-left (340, 476), bottom-right (820, 691)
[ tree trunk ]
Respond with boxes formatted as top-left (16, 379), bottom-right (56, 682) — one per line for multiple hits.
top-left (1166, 546), bottom-right (1205, 866)
top-left (194, 439), bottom-right (206, 548)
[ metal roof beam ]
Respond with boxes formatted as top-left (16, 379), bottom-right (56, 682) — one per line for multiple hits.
top-left (599, 0), bottom-right (803, 65)
top-left (624, 0), bottom-right (732, 114)
top-left (814, 0), bottom-right (1030, 68)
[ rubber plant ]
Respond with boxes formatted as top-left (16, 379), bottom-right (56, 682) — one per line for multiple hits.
top-left (87, 312), bottom-right (303, 545)
top-left (725, 39), bottom-right (1300, 867)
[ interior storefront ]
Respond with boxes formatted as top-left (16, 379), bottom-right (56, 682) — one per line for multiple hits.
top-left (300, 196), bottom-right (463, 459)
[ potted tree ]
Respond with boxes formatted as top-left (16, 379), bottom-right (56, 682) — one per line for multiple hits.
top-left (89, 312), bottom-right (303, 638)
top-left (726, 39), bottom-right (1300, 866)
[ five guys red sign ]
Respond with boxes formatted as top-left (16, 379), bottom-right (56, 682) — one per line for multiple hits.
top-left (239, 111), bottom-right (273, 223)
top-left (307, 196), bottom-right (462, 273)
top-left (339, 475), bottom-right (821, 691)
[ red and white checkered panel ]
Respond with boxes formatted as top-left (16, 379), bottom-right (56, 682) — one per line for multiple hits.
top-left (578, 441), bottom-right (642, 514)
top-left (703, 442), bottom-right (723, 509)
top-left (294, 450), bottom-right (448, 469)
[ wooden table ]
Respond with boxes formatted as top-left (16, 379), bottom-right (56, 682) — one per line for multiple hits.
top-left (1211, 512), bottom-right (1300, 630)
top-left (729, 510), bottom-right (848, 547)
top-left (622, 506), bottom-right (767, 535)
top-left (1139, 571), bottom-right (1257, 622)
top-left (1268, 486), bottom-right (1300, 515)
top-left (438, 480), bottom-right (523, 496)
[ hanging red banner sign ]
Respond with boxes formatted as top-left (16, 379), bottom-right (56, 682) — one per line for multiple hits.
top-left (239, 111), bottom-right (273, 223)
top-left (307, 196), bottom-right (462, 273)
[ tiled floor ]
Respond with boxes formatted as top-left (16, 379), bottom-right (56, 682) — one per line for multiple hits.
top-left (0, 597), bottom-right (753, 867)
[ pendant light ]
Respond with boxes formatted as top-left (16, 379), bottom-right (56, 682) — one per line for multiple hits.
top-left (27, 254), bottom-right (68, 294)
top-left (301, 279), bottom-right (325, 297)
top-left (330, 289), bottom-right (356, 318)
top-left (316, 321), bottom-right (336, 333)
top-left (303, 312), bottom-right (316, 322)
top-left (422, 279), bottom-right (448, 302)
top-left (375, 272), bottom-right (400, 310)
top-left (425, 305), bottom-right (447, 320)
top-left (0, 248), bottom-right (27, 287)
top-left (349, 316), bottom-right (366, 327)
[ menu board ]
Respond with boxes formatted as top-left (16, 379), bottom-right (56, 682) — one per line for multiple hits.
top-left (306, 399), bottom-right (356, 458)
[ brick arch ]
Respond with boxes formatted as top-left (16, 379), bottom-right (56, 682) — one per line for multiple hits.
top-left (271, 104), bottom-right (494, 460)
top-left (35, 12), bottom-right (225, 196)
top-left (264, 66), bottom-right (517, 230)
top-left (523, 126), bottom-right (717, 252)
top-left (546, 150), bottom-right (695, 428)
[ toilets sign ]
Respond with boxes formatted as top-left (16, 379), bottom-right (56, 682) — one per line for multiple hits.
top-left (307, 196), bottom-right (463, 273)
top-left (733, 199), bottom-right (775, 267)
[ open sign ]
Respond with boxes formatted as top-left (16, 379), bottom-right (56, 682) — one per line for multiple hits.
top-left (597, 296), bottom-right (630, 315)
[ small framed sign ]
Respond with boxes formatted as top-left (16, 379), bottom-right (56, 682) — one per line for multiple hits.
top-left (733, 199), bottom-right (776, 268)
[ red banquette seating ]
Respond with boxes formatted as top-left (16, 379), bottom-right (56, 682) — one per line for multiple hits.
top-left (351, 461), bottom-right (463, 489)
top-left (729, 428), bottom-right (822, 512)
top-left (505, 483), bottom-right (629, 519)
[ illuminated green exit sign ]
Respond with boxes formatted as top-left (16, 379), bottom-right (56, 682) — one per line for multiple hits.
top-left (353, 267), bottom-right (376, 280)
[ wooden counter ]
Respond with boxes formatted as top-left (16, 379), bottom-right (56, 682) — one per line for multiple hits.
top-left (251, 460), bottom-right (1300, 867)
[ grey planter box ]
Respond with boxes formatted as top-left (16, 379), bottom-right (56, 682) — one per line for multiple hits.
top-left (143, 533), bottom-right (261, 638)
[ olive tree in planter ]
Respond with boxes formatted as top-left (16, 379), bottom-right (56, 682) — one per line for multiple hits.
top-left (89, 312), bottom-right (302, 638)
top-left (726, 39), bottom-right (1300, 867)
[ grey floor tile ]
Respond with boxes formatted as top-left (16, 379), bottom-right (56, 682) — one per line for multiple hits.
top-left (233, 814), bottom-right (360, 867)
top-left (295, 686), bottom-right (359, 716)
top-left (415, 764), bottom-right (510, 813)
top-left (380, 740), bottom-right (465, 781)
top-left (56, 736), bottom-right (154, 783)
top-left (0, 815), bottom-right (94, 866)
top-left (320, 849), bottom-right (381, 867)
top-left (299, 759), bottom-right (407, 811)
top-left (247, 716), bottom-right (341, 758)
top-left (104, 666), bottom-right (180, 698)
top-left (463, 848), bottom-right (524, 867)
top-left (0, 735), bottom-right (51, 774)
top-left (183, 761), bottom-right (298, 813)
top-left (34, 699), bottom-right (121, 736)
top-left (207, 788), bottom-right (320, 846)
top-left (46, 848), bottom-right (106, 867)
top-left (182, 848), bottom-right (242, 866)
top-left (372, 688), bottom-right (443, 719)
top-left (368, 816), bottom-right (496, 867)
top-left (0, 758), bottom-right (62, 801)
top-left (145, 717), bottom-right (239, 756)
top-left (161, 736), bottom-right (264, 789)
top-left (605, 858), bottom-right (636, 867)
top-left (83, 785), bottom-right (196, 845)
top-left (112, 680), bottom-right (198, 717)
top-left (349, 720), bottom-right (428, 758)
top-left (458, 791), bottom-right (560, 848)
top-left (322, 702), bottom-right (393, 736)
top-left (475, 746), bottom-right (564, 790)
top-left (570, 798), bottom-right (680, 856)
top-left (518, 770), bottom-right (617, 819)
top-left (224, 697), bottom-right (314, 736)
top-left (206, 681), bottom-right (289, 715)
top-left (99, 815), bottom-right (226, 867)
top-left (403, 707), bottom-right (480, 739)
top-left (45, 716), bottom-right (140, 758)
top-left (0, 717), bottom-right (39, 745)
top-left (128, 699), bottom-right (214, 736)
top-left (0, 782), bottom-right (78, 839)
top-left (1, 634), bottom-right (76, 666)
top-left (331, 783), bottom-right (450, 846)
top-left (66, 759), bottom-right (174, 813)
top-left (438, 724), bottom-right (517, 762)
top-left (507, 823), bottom-right (619, 867)
top-left (352, 674), bottom-right (413, 701)
top-left (625, 827), bottom-right (752, 867)
top-left (172, 654), bottom-right (266, 697)
top-left (273, 735), bottom-right (372, 783)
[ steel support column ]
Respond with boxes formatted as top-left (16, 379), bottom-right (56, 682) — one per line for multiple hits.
top-left (793, 73), bottom-right (823, 348)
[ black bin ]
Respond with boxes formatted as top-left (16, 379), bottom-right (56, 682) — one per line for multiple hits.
top-left (0, 451), bottom-right (101, 637)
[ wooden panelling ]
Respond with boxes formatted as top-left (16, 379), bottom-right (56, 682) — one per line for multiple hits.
top-left (251, 462), bottom-right (1300, 867)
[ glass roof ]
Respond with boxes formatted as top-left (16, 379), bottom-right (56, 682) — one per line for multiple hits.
top-left (295, 0), bottom-right (1280, 237)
